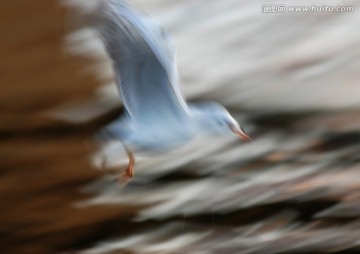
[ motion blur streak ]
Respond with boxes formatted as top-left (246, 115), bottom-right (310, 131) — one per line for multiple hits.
top-left (1, 0), bottom-right (360, 253)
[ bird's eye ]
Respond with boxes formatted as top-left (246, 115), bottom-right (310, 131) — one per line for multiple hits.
top-left (217, 120), bottom-right (228, 127)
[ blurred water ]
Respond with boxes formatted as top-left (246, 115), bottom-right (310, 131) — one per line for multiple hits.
top-left (73, 1), bottom-right (360, 253)
top-left (2, 0), bottom-right (360, 253)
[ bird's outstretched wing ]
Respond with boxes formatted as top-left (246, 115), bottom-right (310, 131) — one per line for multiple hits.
top-left (97, 0), bottom-right (189, 125)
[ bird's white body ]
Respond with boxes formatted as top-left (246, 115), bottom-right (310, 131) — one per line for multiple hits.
top-left (109, 116), bottom-right (196, 154)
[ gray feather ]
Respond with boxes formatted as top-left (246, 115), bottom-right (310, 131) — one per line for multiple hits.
top-left (97, 0), bottom-right (189, 125)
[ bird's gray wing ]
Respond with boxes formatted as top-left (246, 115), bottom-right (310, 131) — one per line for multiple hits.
top-left (97, 0), bottom-right (189, 125)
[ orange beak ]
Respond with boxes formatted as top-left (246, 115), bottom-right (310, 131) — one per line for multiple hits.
top-left (230, 125), bottom-right (252, 143)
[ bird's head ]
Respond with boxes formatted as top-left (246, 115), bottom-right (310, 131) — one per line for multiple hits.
top-left (210, 112), bottom-right (251, 143)
top-left (191, 102), bottom-right (251, 143)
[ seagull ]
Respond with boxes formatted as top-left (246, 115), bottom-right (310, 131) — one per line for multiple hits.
top-left (95, 0), bottom-right (251, 184)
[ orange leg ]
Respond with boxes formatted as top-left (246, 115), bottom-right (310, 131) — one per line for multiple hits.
top-left (118, 148), bottom-right (135, 186)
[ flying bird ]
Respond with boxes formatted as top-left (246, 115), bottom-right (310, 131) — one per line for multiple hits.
top-left (95, 0), bottom-right (251, 184)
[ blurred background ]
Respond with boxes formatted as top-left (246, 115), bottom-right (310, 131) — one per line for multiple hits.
top-left (1, 0), bottom-right (360, 253)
